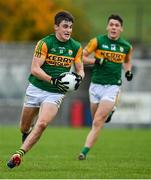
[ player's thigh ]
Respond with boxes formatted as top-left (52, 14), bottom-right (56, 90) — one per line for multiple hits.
top-left (90, 103), bottom-right (98, 119)
top-left (20, 106), bottom-right (39, 129)
top-left (95, 100), bottom-right (115, 119)
top-left (98, 85), bottom-right (120, 116)
top-left (37, 102), bottom-right (58, 126)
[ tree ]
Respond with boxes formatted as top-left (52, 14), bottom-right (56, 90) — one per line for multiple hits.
top-left (0, 0), bottom-right (91, 42)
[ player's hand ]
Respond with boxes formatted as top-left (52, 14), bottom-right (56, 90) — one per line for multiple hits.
top-left (50, 75), bottom-right (69, 93)
top-left (125, 71), bottom-right (133, 81)
top-left (95, 58), bottom-right (104, 65)
top-left (72, 72), bottom-right (82, 90)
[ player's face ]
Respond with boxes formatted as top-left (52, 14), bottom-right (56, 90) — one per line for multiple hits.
top-left (55, 20), bottom-right (73, 42)
top-left (106, 19), bottom-right (123, 40)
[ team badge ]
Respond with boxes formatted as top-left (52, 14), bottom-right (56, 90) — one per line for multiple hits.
top-left (68, 50), bottom-right (73, 56)
top-left (120, 47), bottom-right (124, 52)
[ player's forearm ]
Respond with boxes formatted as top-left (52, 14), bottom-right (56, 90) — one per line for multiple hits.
top-left (31, 67), bottom-right (52, 82)
top-left (124, 48), bottom-right (133, 72)
top-left (83, 55), bottom-right (95, 65)
top-left (83, 49), bottom-right (95, 65)
top-left (77, 69), bottom-right (85, 79)
top-left (75, 62), bottom-right (85, 79)
top-left (123, 62), bottom-right (132, 72)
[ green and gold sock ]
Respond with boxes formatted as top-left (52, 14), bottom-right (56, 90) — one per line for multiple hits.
top-left (81, 147), bottom-right (90, 156)
top-left (16, 149), bottom-right (26, 157)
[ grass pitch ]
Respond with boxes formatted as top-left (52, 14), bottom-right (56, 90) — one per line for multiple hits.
top-left (0, 126), bottom-right (151, 179)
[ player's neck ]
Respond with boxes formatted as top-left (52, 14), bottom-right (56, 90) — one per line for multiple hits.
top-left (108, 35), bottom-right (120, 41)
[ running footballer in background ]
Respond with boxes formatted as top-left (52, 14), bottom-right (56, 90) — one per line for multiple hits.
top-left (78, 14), bottom-right (133, 160)
top-left (7, 10), bottom-right (84, 168)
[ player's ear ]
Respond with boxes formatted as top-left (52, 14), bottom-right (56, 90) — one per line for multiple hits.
top-left (54, 24), bottom-right (58, 31)
top-left (120, 26), bottom-right (123, 32)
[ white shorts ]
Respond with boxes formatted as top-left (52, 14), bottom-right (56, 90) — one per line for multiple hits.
top-left (89, 83), bottom-right (120, 104)
top-left (24, 84), bottom-right (65, 108)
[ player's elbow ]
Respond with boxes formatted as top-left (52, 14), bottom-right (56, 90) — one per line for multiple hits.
top-left (82, 55), bottom-right (88, 64)
top-left (31, 67), bottom-right (39, 77)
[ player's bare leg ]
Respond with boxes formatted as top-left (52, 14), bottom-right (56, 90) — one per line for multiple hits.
top-left (7, 103), bottom-right (58, 168)
top-left (20, 106), bottom-right (39, 143)
top-left (78, 100), bottom-right (114, 160)
top-left (21, 103), bottom-right (58, 152)
top-left (105, 92), bottom-right (119, 123)
top-left (105, 106), bottom-right (116, 123)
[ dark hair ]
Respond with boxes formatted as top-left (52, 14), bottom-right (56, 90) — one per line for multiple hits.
top-left (108, 14), bottom-right (123, 26)
top-left (54, 11), bottom-right (74, 26)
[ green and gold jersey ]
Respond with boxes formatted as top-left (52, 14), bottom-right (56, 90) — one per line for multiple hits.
top-left (29, 34), bottom-right (82, 93)
top-left (85, 34), bottom-right (132, 85)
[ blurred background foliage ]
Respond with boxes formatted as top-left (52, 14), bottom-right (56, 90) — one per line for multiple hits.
top-left (0, 0), bottom-right (150, 44)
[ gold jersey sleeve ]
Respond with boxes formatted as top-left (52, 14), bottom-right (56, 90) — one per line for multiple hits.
top-left (74, 46), bottom-right (83, 63)
top-left (85, 38), bottom-right (98, 54)
top-left (34, 40), bottom-right (48, 60)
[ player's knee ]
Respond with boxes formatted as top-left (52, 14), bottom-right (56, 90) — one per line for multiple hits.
top-left (95, 113), bottom-right (106, 122)
top-left (37, 121), bottom-right (48, 130)
top-left (20, 124), bottom-right (30, 133)
top-left (93, 113), bottom-right (107, 127)
top-left (92, 119), bottom-right (102, 128)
